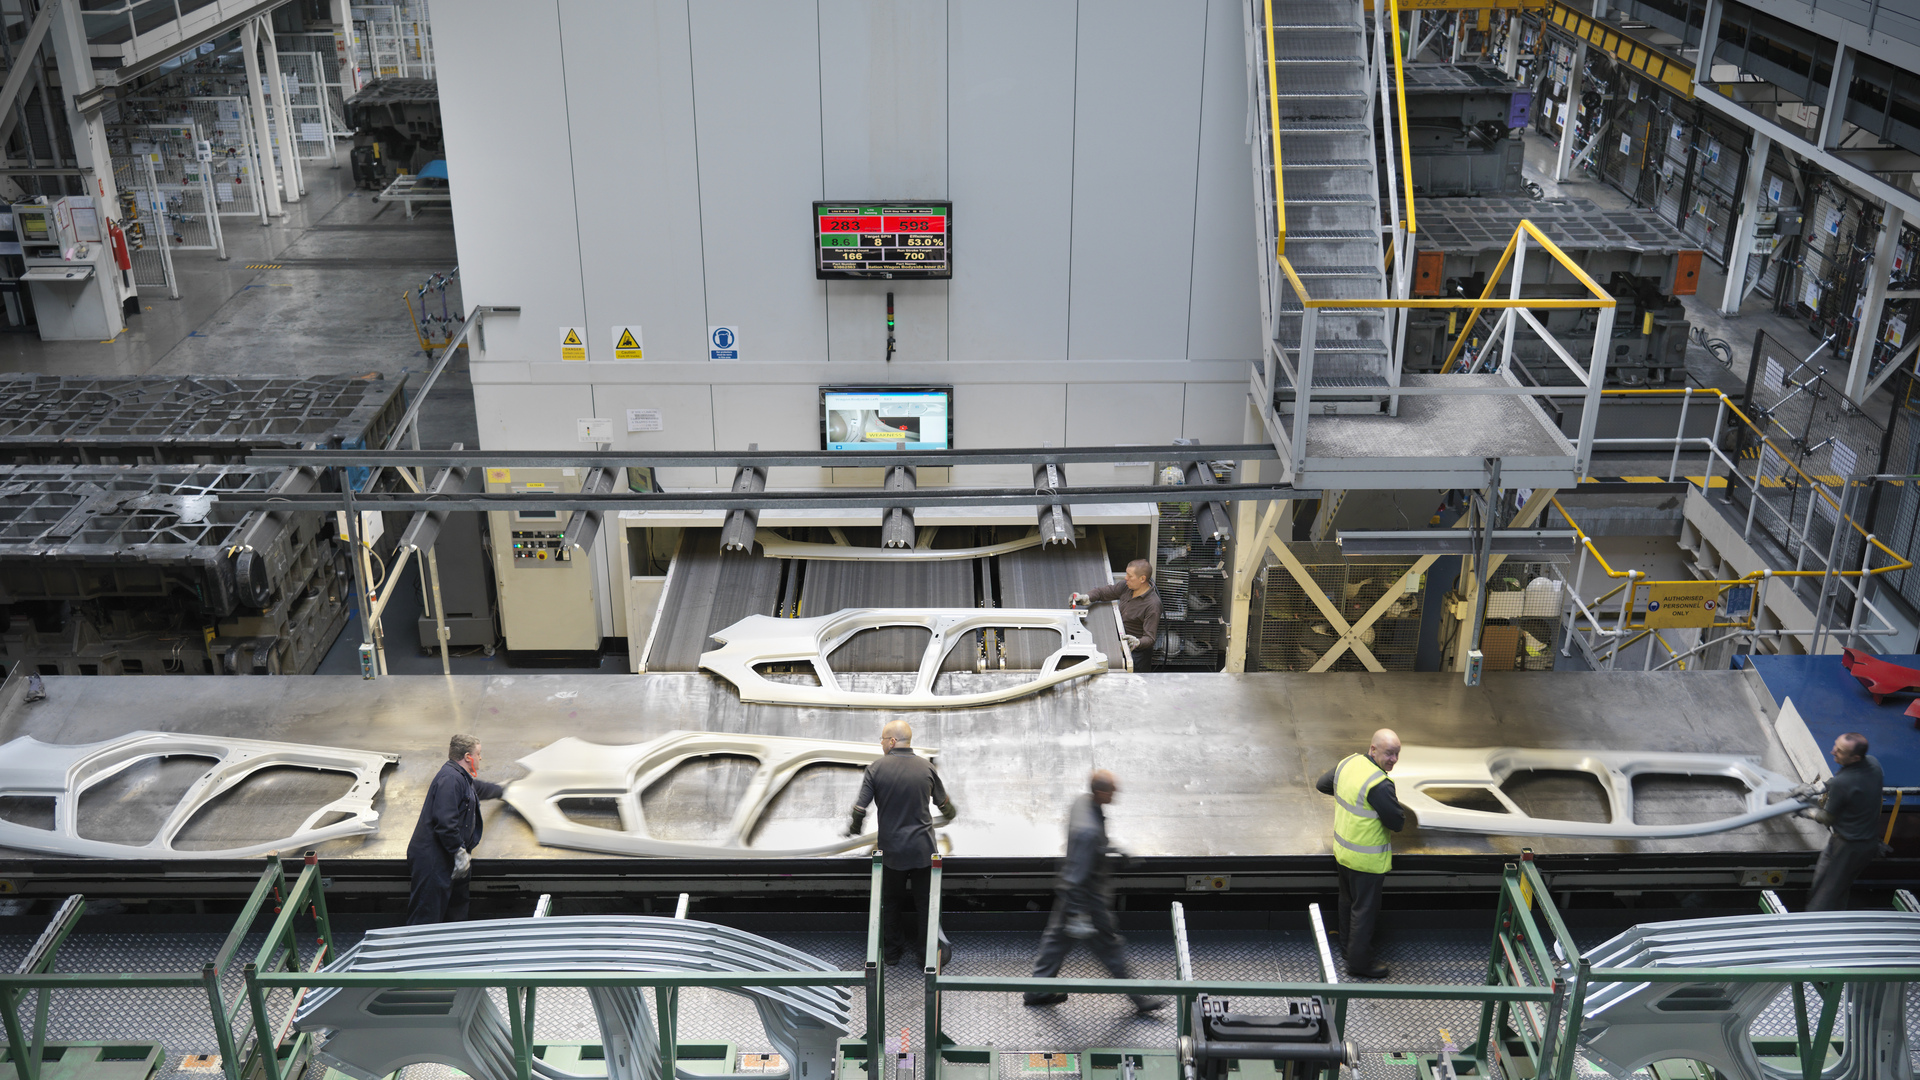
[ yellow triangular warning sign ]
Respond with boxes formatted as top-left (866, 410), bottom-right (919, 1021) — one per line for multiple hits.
top-left (562, 328), bottom-right (583, 346)
top-left (616, 328), bottom-right (640, 350)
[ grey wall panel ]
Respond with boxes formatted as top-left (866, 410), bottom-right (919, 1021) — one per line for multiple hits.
top-left (560, 0), bottom-right (709, 364)
top-left (827, 279), bottom-right (948, 364)
top-left (820, 0), bottom-right (950, 364)
top-left (1065, 381), bottom-right (1186, 448)
top-left (592, 383), bottom-right (720, 489)
top-left (712, 383), bottom-right (827, 488)
top-left (1066, 1), bottom-right (1209, 361)
top-left (1186, 0), bottom-right (1264, 362)
top-left (435, 0), bottom-right (585, 373)
top-left (472, 384), bottom-right (596, 450)
top-left (1181, 379), bottom-right (1247, 441)
top-left (689, 1), bottom-right (827, 364)
top-left (946, 0), bottom-right (1078, 363)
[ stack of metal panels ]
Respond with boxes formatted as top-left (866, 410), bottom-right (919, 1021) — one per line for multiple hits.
top-left (644, 530), bottom-right (784, 672)
top-left (0, 465), bottom-right (350, 677)
top-left (1579, 911), bottom-right (1918, 1080)
top-left (0, 374), bottom-right (406, 464)
top-left (294, 916), bottom-right (852, 1080)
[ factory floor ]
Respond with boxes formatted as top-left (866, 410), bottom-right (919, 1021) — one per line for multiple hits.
top-left (0, 147), bottom-right (477, 452)
top-left (2, 913), bottom-right (1913, 1080)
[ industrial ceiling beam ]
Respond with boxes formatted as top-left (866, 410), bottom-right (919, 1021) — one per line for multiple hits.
top-left (212, 480), bottom-right (1321, 514)
top-left (244, 444), bottom-right (1281, 470)
top-left (1336, 528), bottom-right (1580, 558)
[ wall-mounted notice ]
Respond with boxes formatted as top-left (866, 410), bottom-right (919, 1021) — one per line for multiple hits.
top-left (611, 325), bottom-right (643, 360)
top-left (1619, 133), bottom-right (1632, 155)
top-left (627, 408), bottom-right (663, 432)
top-left (559, 327), bottom-right (587, 361)
top-left (1763, 357), bottom-right (1784, 392)
top-left (709, 325), bottom-right (739, 360)
top-left (1767, 175), bottom-right (1784, 203)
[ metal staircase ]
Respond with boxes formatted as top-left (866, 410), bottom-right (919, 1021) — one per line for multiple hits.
top-left (1252, 0), bottom-right (1391, 412)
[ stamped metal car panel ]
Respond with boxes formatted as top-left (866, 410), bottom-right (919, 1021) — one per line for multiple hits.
top-left (504, 730), bottom-right (946, 859)
top-left (0, 730), bottom-right (399, 859)
top-left (1393, 745), bottom-right (1809, 839)
top-left (1579, 912), bottom-right (1917, 1080)
top-left (296, 916), bottom-right (852, 1080)
top-left (700, 608), bottom-right (1106, 708)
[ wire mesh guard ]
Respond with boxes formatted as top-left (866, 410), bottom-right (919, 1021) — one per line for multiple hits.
top-left (1248, 543), bottom-right (1423, 672)
top-left (1153, 501), bottom-right (1226, 670)
top-left (1479, 561), bottom-right (1563, 671)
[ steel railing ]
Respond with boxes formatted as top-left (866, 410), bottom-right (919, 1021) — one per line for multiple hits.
top-left (1544, 386), bottom-right (1912, 668)
top-left (1260, 220), bottom-right (1616, 479)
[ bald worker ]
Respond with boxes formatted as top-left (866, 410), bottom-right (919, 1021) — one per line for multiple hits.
top-left (848, 720), bottom-right (956, 967)
top-left (1314, 729), bottom-right (1404, 978)
top-left (1024, 770), bottom-right (1165, 1013)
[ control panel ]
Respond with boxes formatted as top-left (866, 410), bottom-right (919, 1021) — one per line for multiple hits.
top-left (510, 527), bottom-right (573, 564)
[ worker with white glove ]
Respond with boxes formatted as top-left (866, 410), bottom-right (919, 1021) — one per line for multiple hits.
top-left (405, 733), bottom-right (506, 925)
top-left (1071, 558), bottom-right (1162, 672)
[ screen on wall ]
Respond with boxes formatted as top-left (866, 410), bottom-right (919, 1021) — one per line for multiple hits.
top-left (814, 202), bottom-right (952, 279)
top-left (821, 386), bottom-right (953, 451)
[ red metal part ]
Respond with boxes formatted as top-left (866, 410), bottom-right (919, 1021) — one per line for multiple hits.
top-left (1841, 647), bottom-right (1920, 703)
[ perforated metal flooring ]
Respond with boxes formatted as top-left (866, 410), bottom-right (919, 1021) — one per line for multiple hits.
top-left (1, 923), bottom-right (1914, 1080)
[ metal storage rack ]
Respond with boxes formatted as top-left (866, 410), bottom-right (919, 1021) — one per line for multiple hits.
top-left (1152, 500), bottom-right (1227, 671)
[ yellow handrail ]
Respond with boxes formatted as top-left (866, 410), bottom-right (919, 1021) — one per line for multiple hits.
top-left (1266, 0), bottom-right (1286, 257)
top-left (1587, 387), bottom-right (1912, 577)
top-left (1386, 0), bottom-right (1415, 238)
top-left (1277, 219), bottom-right (1611, 312)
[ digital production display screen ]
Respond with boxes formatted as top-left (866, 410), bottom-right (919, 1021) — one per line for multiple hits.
top-left (814, 202), bottom-right (951, 278)
top-left (821, 386), bottom-right (953, 451)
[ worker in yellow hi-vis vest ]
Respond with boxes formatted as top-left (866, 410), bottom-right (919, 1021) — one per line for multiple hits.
top-left (1314, 729), bottom-right (1405, 979)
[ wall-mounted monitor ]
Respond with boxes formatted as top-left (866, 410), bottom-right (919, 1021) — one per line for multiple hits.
top-left (814, 201), bottom-right (951, 279)
top-left (821, 385), bottom-right (953, 451)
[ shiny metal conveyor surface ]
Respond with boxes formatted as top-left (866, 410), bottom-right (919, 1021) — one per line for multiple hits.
top-left (0, 669), bottom-right (1826, 871)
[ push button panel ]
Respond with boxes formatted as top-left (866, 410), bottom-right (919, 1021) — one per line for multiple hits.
top-left (510, 529), bottom-right (572, 563)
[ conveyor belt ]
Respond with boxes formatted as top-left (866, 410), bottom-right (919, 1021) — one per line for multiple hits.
top-left (997, 540), bottom-right (1127, 668)
top-left (797, 557), bottom-right (978, 672)
top-left (644, 530), bottom-right (783, 671)
top-left (0, 670), bottom-right (1829, 871)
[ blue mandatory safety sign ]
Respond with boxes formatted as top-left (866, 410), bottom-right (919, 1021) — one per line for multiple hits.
top-left (1646, 601), bottom-right (1660, 612)
top-left (709, 325), bottom-right (739, 360)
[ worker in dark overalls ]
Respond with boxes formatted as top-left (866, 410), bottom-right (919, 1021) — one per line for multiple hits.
top-left (848, 720), bottom-right (956, 966)
top-left (1072, 559), bottom-right (1162, 672)
top-left (405, 733), bottom-right (505, 924)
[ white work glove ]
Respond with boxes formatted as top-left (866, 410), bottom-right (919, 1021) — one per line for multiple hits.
top-left (1122, 634), bottom-right (1141, 651)
top-left (1069, 592), bottom-right (1090, 608)
top-left (451, 847), bottom-right (472, 881)
top-left (1064, 911), bottom-right (1096, 940)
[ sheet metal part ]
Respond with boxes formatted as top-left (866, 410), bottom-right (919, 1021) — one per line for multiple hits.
top-left (503, 730), bottom-right (945, 858)
top-left (294, 916), bottom-right (852, 1080)
top-left (1393, 745), bottom-right (1810, 839)
top-left (700, 609), bottom-right (1106, 708)
top-left (0, 730), bottom-right (399, 858)
top-left (1579, 911), bottom-right (1919, 1080)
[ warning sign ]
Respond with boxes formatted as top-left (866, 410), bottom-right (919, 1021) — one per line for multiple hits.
top-left (486, 468), bottom-right (511, 484)
top-left (559, 326), bottom-right (587, 362)
top-left (1644, 583), bottom-right (1721, 628)
top-left (611, 325), bottom-right (643, 360)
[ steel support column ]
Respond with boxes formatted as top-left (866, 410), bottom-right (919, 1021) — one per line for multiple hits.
top-left (1846, 204), bottom-right (1904, 404)
top-left (1556, 41), bottom-right (1588, 183)
top-left (257, 18), bottom-right (303, 202)
top-left (241, 20), bottom-right (283, 217)
top-left (1720, 133), bottom-right (1771, 316)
